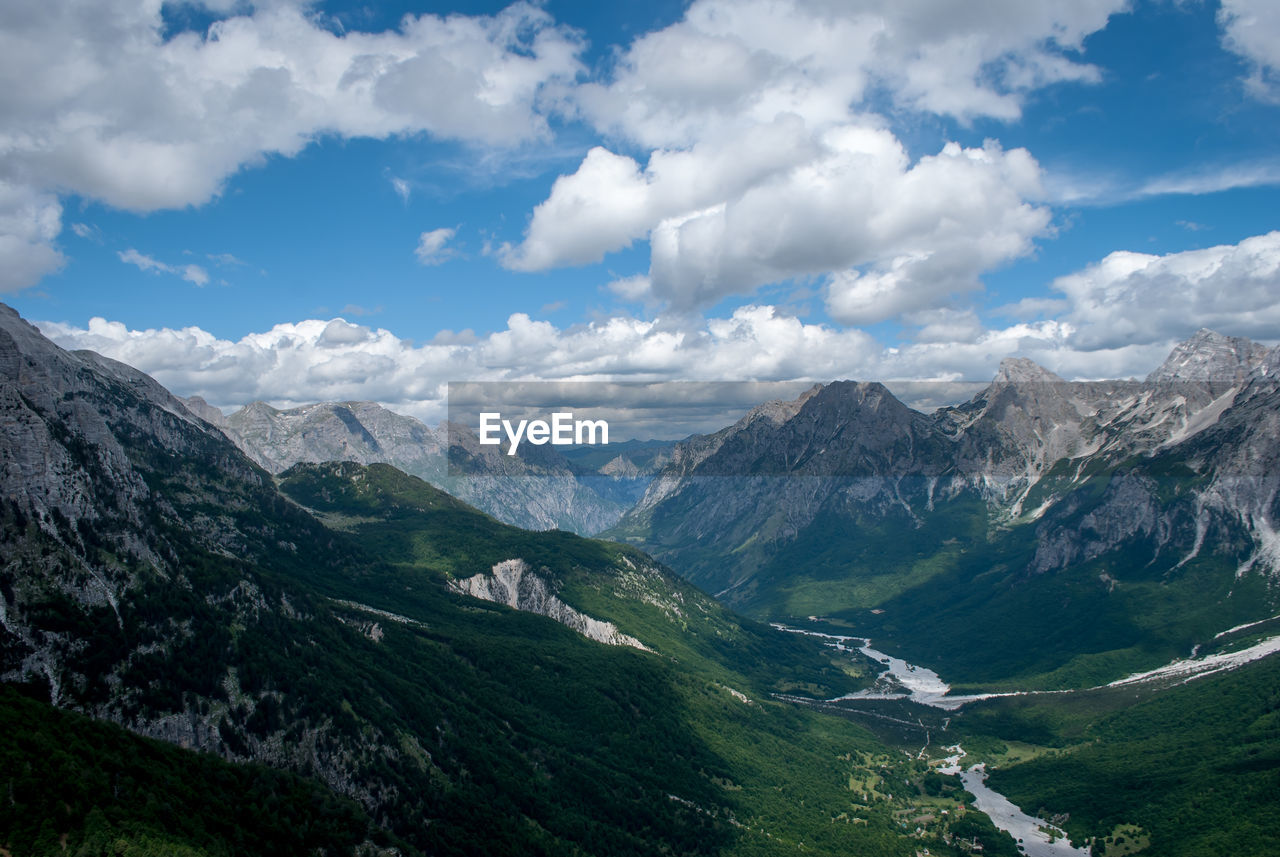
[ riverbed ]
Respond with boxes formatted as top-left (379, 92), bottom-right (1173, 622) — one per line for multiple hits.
top-left (774, 625), bottom-right (1090, 856)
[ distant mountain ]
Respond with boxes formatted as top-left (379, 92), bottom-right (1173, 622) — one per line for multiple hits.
top-left (201, 397), bottom-right (639, 535)
top-left (608, 330), bottom-right (1280, 686)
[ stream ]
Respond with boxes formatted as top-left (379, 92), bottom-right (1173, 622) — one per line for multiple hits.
top-left (774, 624), bottom-right (1090, 857)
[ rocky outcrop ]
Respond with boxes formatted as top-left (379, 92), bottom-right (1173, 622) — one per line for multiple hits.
top-left (179, 394), bottom-right (228, 428)
top-left (451, 559), bottom-right (649, 651)
top-left (1146, 329), bottom-right (1268, 385)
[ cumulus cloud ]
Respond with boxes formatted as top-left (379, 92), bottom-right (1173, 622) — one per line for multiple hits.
top-left (25, 302), bottom-right (1227, 431)
top-left (0, 0), bottom-right (582, 210)
top-left (35, 306), bottom-right (881, 422)
top-left (41, 230), bottom-right (1280, 423)
top-left (572, 0), bottom-right (1122, 146)
top-left (32, 301), bottom-right (1165, 428)
top-left (506, 0), bottom-right (1108, 315)
top-left (508, 128), bottom-right (1050, 317)
top-left (415, 228), bottom-right (458, 265)
top-left (1052, 230), bottom-right (1280, 349)
top-left (0, 181), bottom-right (66, 292)
top-left (1219, 0), bottom-right (1280, 100)
top-left (118, 248), bottom-right (210, 286)
top-left (0, 0), bottom-right (583, 289)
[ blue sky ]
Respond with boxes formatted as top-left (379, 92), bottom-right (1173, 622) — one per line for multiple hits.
top-left (4, 0), bottom-right (1280, 421)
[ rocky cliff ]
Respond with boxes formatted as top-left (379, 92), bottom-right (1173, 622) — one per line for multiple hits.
top-left (451, 558), bottom-right (649, 650)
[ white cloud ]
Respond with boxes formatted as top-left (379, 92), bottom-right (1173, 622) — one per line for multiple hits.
top-left (0, 181), bottom-right (66, 292)
top-left (13, 311), bottom-right (1165, 429)
top-left (35, 306), bottom-right (882, 422)
top-left (1219, 0), bottom-right (1280, 100)
top-left (1051, 230), bottom-right (1280, 349)
top-left (0, 0), bottom-right (583, 290)
top-left (508, 129), bottom-right (1050, 317)
top-left (415, 227), bottom-right (458, 265)
top-left (37, 232), bottom-right (1280, 427)
top-left (118, 248), bottom-right (210, 286)
top-left (28, 302), bottom-right (1164, 428)
top-left (1136, 160), bottom-right (1280, 197)
top-left (572, 0), bottom-right (1123, 147)
top-left (0, 0), bottom-right (583, 211)
top-left (391, 177), bottom-right (411, 203)
top-left (70, 222), bottom-right (103, 242)
top-left (507, 0), bottom-right (1112, 315)
top-left (206, 252), bottom-right (248, 267)
top-left (905, 309), bottom-right (988, 345)
top-left (502, 116), bottom-right (819, 272)
top-left (607, 274), bottom-right (653, 301)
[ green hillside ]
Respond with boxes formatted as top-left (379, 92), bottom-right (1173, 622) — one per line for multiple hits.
top-left (0, 684), bottom-right (383, 857)
top-left (954, 649), bottom-right (1280, 856)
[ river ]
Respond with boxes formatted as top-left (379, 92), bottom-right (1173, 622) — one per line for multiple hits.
top-left (774, 624), bottom-right (1090, 857)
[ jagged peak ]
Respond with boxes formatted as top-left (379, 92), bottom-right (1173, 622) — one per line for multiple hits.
top-left (812, 379), bottom-right (911, 413)
top-left (231, 400), bottom-right (281, 419)
top-left (738, 382), bottom-right (824, 427)
top-left (180, 395), bottom-right (227, 427)
top-left (0, 302), bottom-right (81, 371)
top-left (992, 357), bottom-right (1064, 385)
top-left (1146, 329), bottom-right (1267, 384)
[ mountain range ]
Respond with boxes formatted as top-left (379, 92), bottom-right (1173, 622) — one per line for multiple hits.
top-left (0, 302), bottom-right (954, 856)
top-left (90, 318), bottom-right (1280, 689)
top-left (4, 300), bottom-right (1279, 856)
top-left (609, 328), bottom-right (1280, 685)
top-left (188, 396), bottom-right (666, 536)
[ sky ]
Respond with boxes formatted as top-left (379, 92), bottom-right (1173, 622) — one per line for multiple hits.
top-left (3, 0), bottom-right (1280, 428)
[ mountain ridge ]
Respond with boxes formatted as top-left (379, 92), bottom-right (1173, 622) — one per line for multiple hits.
top-left (608, 329), bottom-right (1280, 685)
top-left (4, 303), bottom-right (943, 855)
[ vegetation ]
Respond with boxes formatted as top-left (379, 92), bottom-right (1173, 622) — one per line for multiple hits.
top-left (0, 684), bottom-right (381, 856)
top-left (952, 653), bottom-right (1280, 856)
top-left (5, 450), bottom-right (983, 857)
top-left (7, 347), bottom-right (1277, 857)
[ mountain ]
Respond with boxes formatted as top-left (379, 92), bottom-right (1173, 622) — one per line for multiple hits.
top-left (2, 303), bottom-right (975, 856)
top-left (9, 301), bottom-right (1280, 855)
top-left (205, 397), bottom-right (634, 535)
top-left (608, 330), bottom-right (1280, 686)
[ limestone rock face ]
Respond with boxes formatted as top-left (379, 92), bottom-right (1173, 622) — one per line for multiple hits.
top-left (1146, 329), bottom-right (1268, 385)
top-left (179, 395), bottom-right (228, 428)
top-left (451, 559), bottom-right (649, 650)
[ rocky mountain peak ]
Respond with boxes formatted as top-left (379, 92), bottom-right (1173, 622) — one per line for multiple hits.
top-left (180, 395), bottom-right (227, 427)
top-left (737, 382), bottom-right (824, 428)
top-left (236, 400), bottom-right (282, 418)
top-left (992, 357), bottom-right (1064, 385)
top-left (1146, 328), bottom-right (1267, 384)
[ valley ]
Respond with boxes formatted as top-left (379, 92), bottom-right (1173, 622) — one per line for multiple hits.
top-left (3, 303), bottom-right (1279, 856)
top-left (774, 620), bottom-right (1280, 855)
